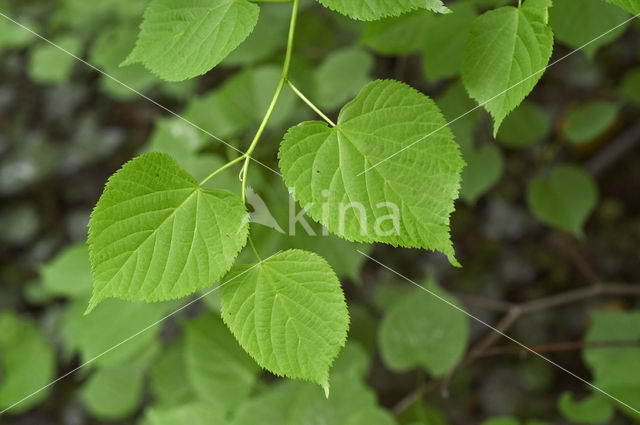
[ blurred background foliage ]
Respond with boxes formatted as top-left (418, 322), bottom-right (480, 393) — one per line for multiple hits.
top-left (0, 0), bottom-right (639, 424)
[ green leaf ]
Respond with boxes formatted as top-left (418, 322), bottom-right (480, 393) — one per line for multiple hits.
top-left (346, 408), bottom-right (397, 425)
top-left (526, 164), bottom-right (598, 237)
top-left (62, 298), bottom-right (168, 367)
top-left (558, 392), bottom-right (614, 424)
top-left (459, 144), bottom-right (504, 204)
top-left (150, 340), bottom-right (194, 406)
top-left (378, 280), bottom-right (469, 376)
top-left (462, 0), bottom-right (554, 135)
top-left (222, 3), bottom-right (290, 66)
top-left (123, 0), bottom-right (260, 81)
top-left (315, 47), bottom-right (373, 110)
top-left (39, 243), bottom-right (92, 298)
top-left (563, 101), bottom-right (620, 145)
top-left (184, 313), bottom-right (260, 412)
top-left (496, 101), bottom-right (551, 149)
top-left (90, 26), bottom-right (157, 100)
top-left (436, 81), bottom-right (482, 154)
top-left (81, 363), bottom-right (145, 420)
top-left (549, 0), bottom-right (630, 59)
top-left (240, 179), bottom-right (369, 281)
top-left (361, 11), bottom-right (431, 56)
top-left (618, 67), bottom-right (640, 107)
top-left (184, 65), bottom-right (297, 139)
top-left (220, 249), bottom-right (349, 393)
top-left (279, 80), bottom-right (464, 265)
top-left (421, 3), bottom-right (477, 82)
top-left (0, 16), bottom-right (37, 53)
top-left (28, 36), bottom-right (82, 85)
top-left (0, 315), bottom-right (56, 413)
top-left (316, 0), bottom-right (449, 21)
top-left (87, 152), bottom-right (249, 311)
top-left (606, 0), bottom-right (640, 13)
top-left (146, 118), bottom-right (207, 159)
top-left (146, 402), bottom-right (229, 425)
top-left (583, 310), bottom-right (640, 419)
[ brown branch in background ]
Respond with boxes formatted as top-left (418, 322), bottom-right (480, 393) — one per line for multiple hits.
top-left (480, 338), bottom-right (640, 357)
top-left (393, 281), bottom-right (640, 414)
top-left (549, 233), bottom-right (603, 287)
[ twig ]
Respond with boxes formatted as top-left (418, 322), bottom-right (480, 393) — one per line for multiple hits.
top-left (394, 281), bottom-right (640, 412)
top-left (585, 120), bottom-right (640, 177)
top-left (480, 339), bottom-right (640, 357)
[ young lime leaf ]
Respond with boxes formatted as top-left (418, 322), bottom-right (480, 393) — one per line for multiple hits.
top-left (378, 281), bottom-right (469, 376)
top-left (316, 0), bottom-right (449, 21)
top-left (81, 363), bottom-right (145, 420)
top-left (361, 11), bottom-right (432, 56)
top-left (28, 36), bottom-right (82, 85)
top-left (421, 3), bottom-right (477, 82)
top-left (184, 314), bottom-right (260, 412)
top-left (87, 152), bottom-right (249, 312)
top-left (220, 249), bottom-right (349, 395)
top-left (606, 0), bottom-right (640, 13)
top-left (0, 315), bottom-right (55, 414)
top-left (549, 0), bottom-right (629, 59)
top-left (40, 243), bottom-right (92, 298)
top-left (462, 0), bottom-right (553, 136)
top-left (496, 101), bottom-right (551, 149)
top-left (563, 101), bottom-right (620, 145)
top-left (278, 80), bottom-right (464, 265)
top-left (63, 298), bottom-right (167, 367)
top-left (526, 164), bottom-right (598, 237)
top-left (146, 402), bottom-right (228, 425)
top-left (459, 144), bottom-right (504, 204)
top-left (558, 392), bottom-right (614, 424)
top-left (618, 67), bottom-right (640, 107)
top-left (584, 311), bottom-right (640, 419)
top-left (315, 47), bottom-right (373, 110)
top-left (123, 0), bottom-right (260, 81)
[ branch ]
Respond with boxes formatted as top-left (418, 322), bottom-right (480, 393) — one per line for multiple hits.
top-left (393, 281), bottom-right (640, 412)
top-left (480, 338), bottom-right (640, 357)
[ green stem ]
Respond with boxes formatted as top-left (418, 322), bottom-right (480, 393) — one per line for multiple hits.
top-left (287, 80), bottom-right (336, 126)
top-left (240, 0), bottom-right (300, 203)
top-left (199, 154), bottom-right (245, 186)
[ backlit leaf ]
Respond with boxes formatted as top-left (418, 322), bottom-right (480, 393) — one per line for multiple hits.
top-left (220, 249), bottom-right (349, 393)
top-left (279, 80), bottom-right (464, 265)
top-left (87, 153), bottom-right (249, 311)
top-left (316, 0), bottom-right (449, 21)
top-left (462, 0), bottom-right (553, 135)
top-left (123, 0), bottom-right (260, 81)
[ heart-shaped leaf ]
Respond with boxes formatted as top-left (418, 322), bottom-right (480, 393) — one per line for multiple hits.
top-left (123, 0), bottom-right (259, 81)
top-left (220, 249), bottom-right (349, 394)
top-left (459, 144), bottom-right (504, 204)
top-left (526, 164), bottom-right (598, 237)
top-left (279, 79), bottom-right (464, 265)
top-left (87, 152), bottom-right (248, 312)
top-left (462, 0), bottom-right (553, 135)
